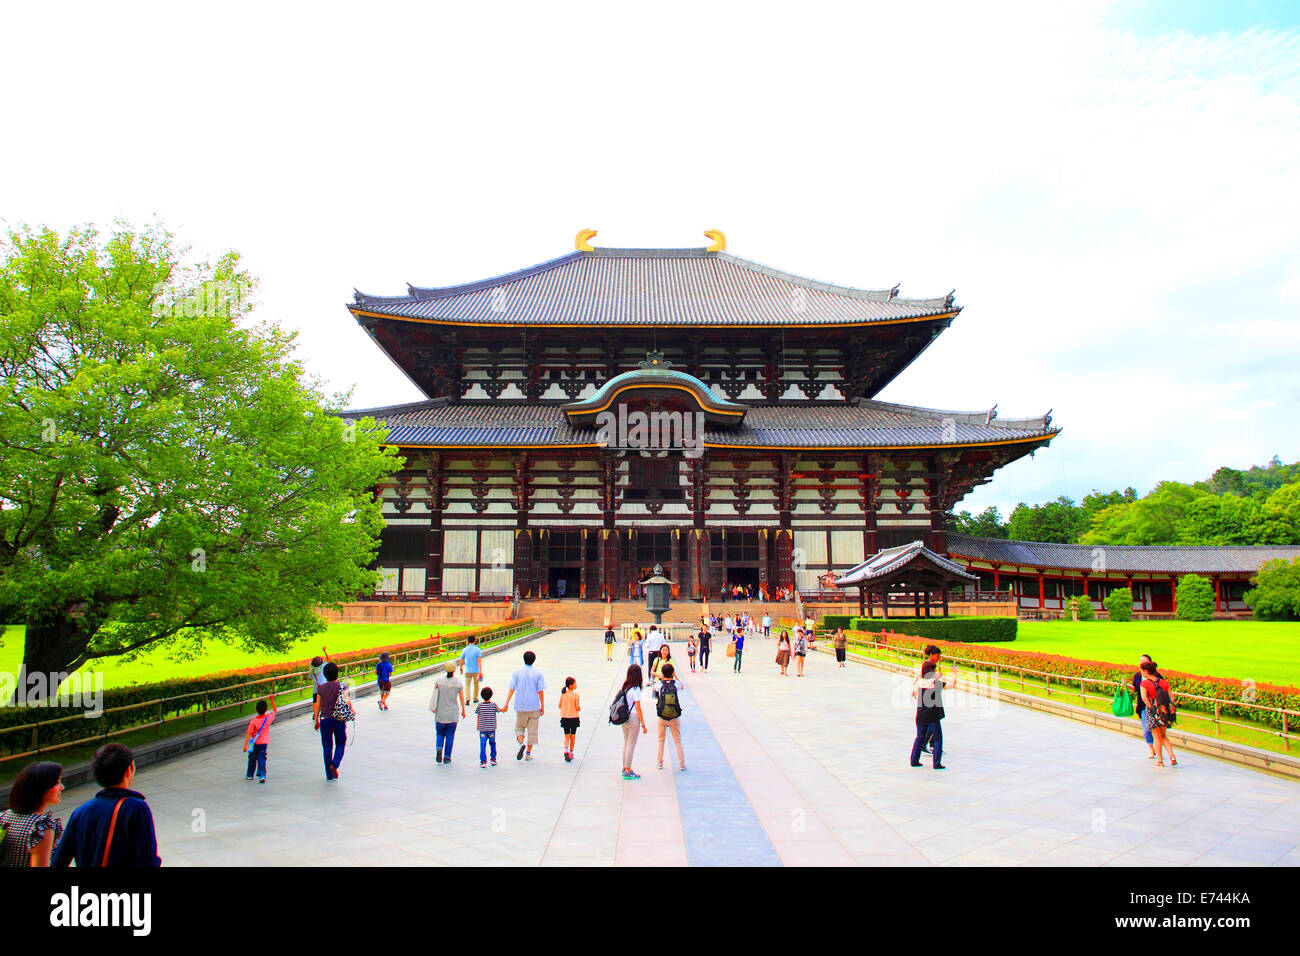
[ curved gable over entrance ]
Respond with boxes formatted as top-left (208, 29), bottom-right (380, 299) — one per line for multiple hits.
top-left (562, 357), bottom-right (748, 428)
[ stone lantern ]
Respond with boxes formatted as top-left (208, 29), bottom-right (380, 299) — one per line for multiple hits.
top-left (640, 563), bottom-right (675, 626)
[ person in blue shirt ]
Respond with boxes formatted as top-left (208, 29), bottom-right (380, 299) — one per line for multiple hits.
top-left (376, 652), bottom-right (395, 711)
top-left (458, 637), bottom-right (484, 704)
top-left (51, 743), bottom-right (160, 868)
top-left (732, 628), bottom-right (745, 673)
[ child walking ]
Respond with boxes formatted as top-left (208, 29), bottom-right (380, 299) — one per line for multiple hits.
top-left (376, 651), bottom-right (394, 710)
top-left (686, 633), bottom-right (697, 673)
top-left (243, 693), bottom-right (277, 783)
top-left (476, 687), bottom-right (502, 768)
top-left (559, 677), bottom-right (581, 762)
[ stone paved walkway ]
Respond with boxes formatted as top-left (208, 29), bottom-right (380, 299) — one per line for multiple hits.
top-left (54, 629), bottom-right (1300, 866)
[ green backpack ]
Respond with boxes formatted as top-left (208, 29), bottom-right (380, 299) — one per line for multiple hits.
top-left (1111, 685), bottom-right (1134, 718)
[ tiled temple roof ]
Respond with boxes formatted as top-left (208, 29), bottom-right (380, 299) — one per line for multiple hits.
top-left (340, 399), bottom-right (1057, 449)
top-left (350, 247), bottom-right (957, 327)
top-left (947, 534), bottom-right (1300, 574)
top-left (835, 540), bottom-right (979, 585)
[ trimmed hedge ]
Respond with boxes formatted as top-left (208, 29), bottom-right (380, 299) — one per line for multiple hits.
top-left (847, 616), bottom-right (1017, 643)
top-left (820, 615), bottom-right (854, 630)
top-left (841, 629), bottom-right (1300, 731)
top-left (0, 618), bottom-right (533, 756)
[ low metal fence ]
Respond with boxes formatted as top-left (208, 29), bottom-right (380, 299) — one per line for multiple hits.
top-left (819, 629), bottom-right (1299, 752)
top-left (0, 620), bottom-right (537, 764)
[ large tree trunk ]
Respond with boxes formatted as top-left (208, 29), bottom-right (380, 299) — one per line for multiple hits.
top-left (17, 610), bottom-right (94, 703)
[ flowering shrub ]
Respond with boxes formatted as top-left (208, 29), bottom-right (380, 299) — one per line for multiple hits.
top-left (843, 628), bottom-right (1300, 731)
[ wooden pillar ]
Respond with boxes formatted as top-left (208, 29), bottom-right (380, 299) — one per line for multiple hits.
top-left (859, 586), bottom-right (866, 617)
top-left (670, 529), bottom-right (682, 601)
top-left (993, 566), bottom-right (1001, 590)
top-left (1170, 574), bottom-right (1178, 615)
top-left (941, 585), bottom-right (950, 618)
top-left (579, 528), bottom-right (589, 600)
top-left (424, 452), bottom-right (444, 598)
top-left (627, 529), bottom-right (637, 599)
top-left (881, 586), bottom-right (889, 619)
top-left (1038, 571), bottom-right (1045, 609)
top-left (923, 588), bottom-right (932, 618)
top-left (1213, 575), bottom-right (1222, 613)
top-left (598, 529), bottom-right (608, 601)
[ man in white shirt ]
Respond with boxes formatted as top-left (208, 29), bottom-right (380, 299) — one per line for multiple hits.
top-left (643, 626), bottom-right (667, 685)
top-left (503, 650), bottom-right (547, 761)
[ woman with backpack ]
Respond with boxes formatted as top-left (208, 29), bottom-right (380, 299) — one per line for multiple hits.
top-left (1139, 661), bottom-right (1178, 767)
top-left (614, 664), bottom-right (648, 780)
top-left (654, 663), bottom-right (686, 772)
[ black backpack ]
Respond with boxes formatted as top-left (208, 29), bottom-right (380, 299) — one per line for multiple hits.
top-left (609, 688), bottom-right (631, 725)
top-left (656, 680), bottom-right (683, 720)
top-left (1153, 682), bottom-right (1177, 726)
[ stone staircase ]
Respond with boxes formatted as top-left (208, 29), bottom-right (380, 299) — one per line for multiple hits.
top-left (518, 599), bottom-right (801, 630)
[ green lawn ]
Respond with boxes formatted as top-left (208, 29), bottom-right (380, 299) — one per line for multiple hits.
top-left (1013, 620), bottom-right (1300, 687)
top-left (0, 622), bottom-right (473, 691)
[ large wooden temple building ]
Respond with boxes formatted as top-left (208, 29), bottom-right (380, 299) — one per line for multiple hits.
top-left (344, 230), bottom-right (1060, 603)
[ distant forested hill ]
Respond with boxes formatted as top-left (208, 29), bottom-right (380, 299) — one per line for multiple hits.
top-left (948, 456), bottom-right (1300, 546)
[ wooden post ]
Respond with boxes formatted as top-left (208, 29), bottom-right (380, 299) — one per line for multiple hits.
top-left (1038, 572), bottom-right (1045, 609)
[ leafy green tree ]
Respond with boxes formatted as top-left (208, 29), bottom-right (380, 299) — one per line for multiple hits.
top-left (1244, 557), bottom-right (1300, 621)
top-left (1103, 586), bottom-right (1133, 622)
top-left (1174, 574), bottom-right (1215, 621)
top-left (1080, 482), bottom-right (1207, 545)
top-left (1175, 493), bottom-right (1264, 545)
top-left (948, 506), bottom-right (1007, 538)
top-left (1008, 496), bottom-right (1088, 543)
top-left (0, 222), bottom-right (402, 697)
top-left (1256, 482), bottom-right (1300, 545)
top-left (1067, 594), bottom-right (1095, 621)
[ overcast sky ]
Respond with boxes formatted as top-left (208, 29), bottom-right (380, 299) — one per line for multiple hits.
top-left (3, 1), bottom-right (1298, 516)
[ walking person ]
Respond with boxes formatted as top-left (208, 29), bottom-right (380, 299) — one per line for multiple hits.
top-left (309, 645), bottom-right (331, 704)
top-left (644, 626), bottom-right (666, 684)
top-left (762, 612), bottom-right (771, 639)
top-left (559, 677), bottom-right (581, 763)
top-left (686, 632), bottom-right (698, 673)
top-left (833, 627), bottom-right (848, 668)
top-left (613, 664), bottom-right (648, 779)
top-left (458, 636), bottom-right (484, 704)
top-left (698, 623), bottom-right (712, 672)
top-left (655, 663), bottom-right (687, 771)
top-left (243, 693), bottom-right (277, 783)
top-left (909, 647), bottom-right (948, 770)
top-left (313, 662), bottom-right (353, 781)
top-left (0, 761), bottom-right (64, 867)
top-left (604, 625), bottom-right (617, 661)
top-left (732, 627), bottom-right (745, 673)
top-left (376, 652), bottom-right (394, 711)
top-left (628, 628), bottom-right (645, 669)
top-left (1132, 654), bottom-right (1158, 759)
top-left (1140, 661), bottom-right (1179, 767)
top-left (476, 687), bottom-right (502, 768)
top-left (51, 743), bottom-right (160, 867)
top-left (503, 650), bottom-right (546, 761)
top-left (430, 660), bottom-right (465, 765)
top-left (775, 630), bottom-right (791, 675)
top-left (794, 628), bottom-right (808, 677)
